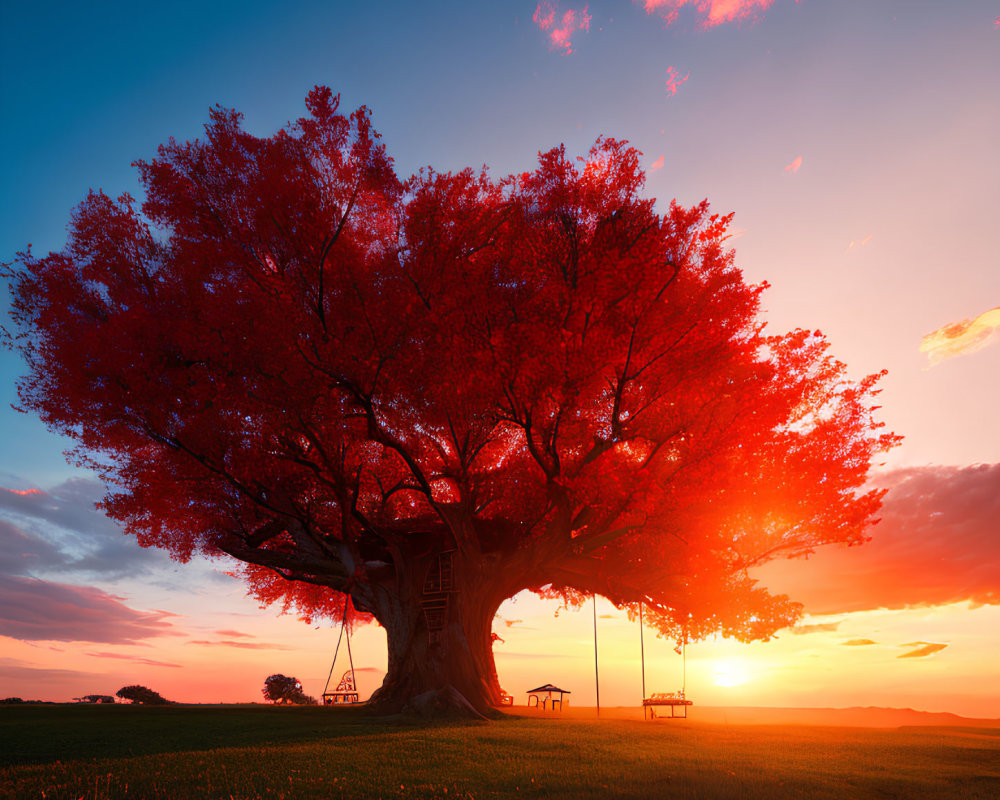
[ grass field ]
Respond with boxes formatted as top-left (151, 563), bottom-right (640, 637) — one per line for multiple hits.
top-left (2, 704), bottom-right (998, 799)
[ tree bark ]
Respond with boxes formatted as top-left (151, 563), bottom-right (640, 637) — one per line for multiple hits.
top-left (363, 550), bottom-right (512, 718)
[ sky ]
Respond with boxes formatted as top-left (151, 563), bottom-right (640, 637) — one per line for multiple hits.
top-left (1, 0), bottom-right (998, 716)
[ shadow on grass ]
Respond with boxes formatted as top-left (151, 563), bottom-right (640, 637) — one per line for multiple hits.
top-left (0, 703), bottom-right (484, 766)
top-left (3, 708), bottom-right (999, 799)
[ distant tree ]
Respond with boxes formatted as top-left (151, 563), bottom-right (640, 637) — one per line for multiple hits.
top-left (115, 685), bottom-right (170, 705)
top-left (1, 697), bottom-right (24, 704)
top-left (262, 674), bottom-right (316, 705)
top-left (5, 87), bottom-right (898, 717)
top-left (77, 694), bottom-right (116, 704)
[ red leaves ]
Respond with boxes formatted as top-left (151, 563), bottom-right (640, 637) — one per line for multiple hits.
top-left (4, 87), bottom-right (896, 641)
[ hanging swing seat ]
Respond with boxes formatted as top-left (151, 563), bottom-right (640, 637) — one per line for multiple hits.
top-left (323, 670), bottom-right (360, 705)
top-left (322, 606), bottom-right (361, 706)
top-left (642, 691), bottom-right (692, 719)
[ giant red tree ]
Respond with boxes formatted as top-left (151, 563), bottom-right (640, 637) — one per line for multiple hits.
top-left (5, 88), bottom-right (896, 716)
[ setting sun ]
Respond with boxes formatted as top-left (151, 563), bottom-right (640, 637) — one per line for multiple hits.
top-left (713, 659), bottom-right (752, 687)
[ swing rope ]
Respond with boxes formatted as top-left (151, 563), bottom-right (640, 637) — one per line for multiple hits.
top-left (322, 601), bottom-right (350, 696)
top-left (637, 603), bottom-right (688, 699)
top-left (682, 636), bottom-right (686, 696)
top-left (639, 602), bottom-right (647, 702)
top-left (345, 606), bottom-right (356, 692)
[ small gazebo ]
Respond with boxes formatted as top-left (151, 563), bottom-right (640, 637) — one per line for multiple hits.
top-left (526, 684), bottom-right (571, 710)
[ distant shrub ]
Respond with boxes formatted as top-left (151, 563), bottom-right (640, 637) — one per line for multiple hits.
top-left (262, 674), bottom-right (317, 705)
top-left (77, 694), bottom-right (116, 704)
top-left (115, 685), bottom-right (170, 705)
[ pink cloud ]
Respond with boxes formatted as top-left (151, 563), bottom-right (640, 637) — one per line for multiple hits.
top-left (650, 155), bottom-right (665, 171)
top-left (664, 67), bottom-right (690, 96)
top-left (753, 464), bottom-right (1000, 614)
top-left (0, 576), bottom-right (176, 643)
top-left (188, 639), bottom-right (293, 650)
top-left (85, 651), bottom-right (181, 668)
top-left (534, 2), bottom-right (592, 54)
top-left (638, 0), bottom-right (785, 29)
top-left (784, 155), bottom-right (802, 173)
top-left (848, 234), bottom-right (873, 250)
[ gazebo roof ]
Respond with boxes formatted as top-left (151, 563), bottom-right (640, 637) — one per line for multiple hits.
top-left (526, 684), bottom-right (571, 694)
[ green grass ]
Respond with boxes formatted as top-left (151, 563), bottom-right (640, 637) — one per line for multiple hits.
top-left (2, 705), bottom-right (998, 799)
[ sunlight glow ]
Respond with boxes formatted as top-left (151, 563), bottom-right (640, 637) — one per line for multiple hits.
top-left (712, 659), bottom-right (751, 687)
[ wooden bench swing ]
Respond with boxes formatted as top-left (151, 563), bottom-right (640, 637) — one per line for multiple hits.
top-left (639, 603), bottom-right (693, 719)
top-left (322, 604), bottom-right (359, 705)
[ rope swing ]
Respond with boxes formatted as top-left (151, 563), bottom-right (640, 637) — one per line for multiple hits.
top-left (322, 600), bottom-right (358, 705)
top-left (639, 601), bottom-right (647, 702)
top-left (593, 593), bottom-right (601, 717)
top-left (639, 602), bottom-right (693, 719)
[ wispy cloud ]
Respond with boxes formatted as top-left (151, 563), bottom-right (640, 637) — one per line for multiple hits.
top-left (0, 519), bottom-right (66, 577)
top-left (898, 642), bottom-right (948, 659)
top-left (843, 639), bottom-right (877, 646)
top-left (848, 234), bottom-right (873, 250)
top-left (650, 155), bottom-right (665, 171)
top-left (0, 657), bottom-right (105, 684)
top-left (664, 66), bottom-right (690, 96)
top-left (215, 629), bottom-right (254, 639)
top-left (784, 155), bottom-right (802, 173)
top-left (188, 639), bottom-right (293, 650)
top-left (0, 479), bottom-right (173, 581)
top-left (638, 0), bottom-right (786, 30)
top-left (791, 622), bottom-right (841, 635)
top-left (920, 307), bottom-right (1000, 366)
top-left (353, 666), bottom-right (383, 674)
top-left (85, 651), bottom-right (181, 668)
top-left (533, 2), bottom-right (592, 54)
top-left (494, 651), bottom-right (574, 659)
top-left (0, 575), bottom-right (176, 643)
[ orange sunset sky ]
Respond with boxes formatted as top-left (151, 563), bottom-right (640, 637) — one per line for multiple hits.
top-left (1, 0), bottom-right (998, 717)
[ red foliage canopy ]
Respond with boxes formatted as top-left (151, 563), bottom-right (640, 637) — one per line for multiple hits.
top-left (5, 88), bottom-right (896, 710)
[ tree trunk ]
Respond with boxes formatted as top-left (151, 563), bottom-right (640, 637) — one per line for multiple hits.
top-left (364, 550), bottom-right (511, 718)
